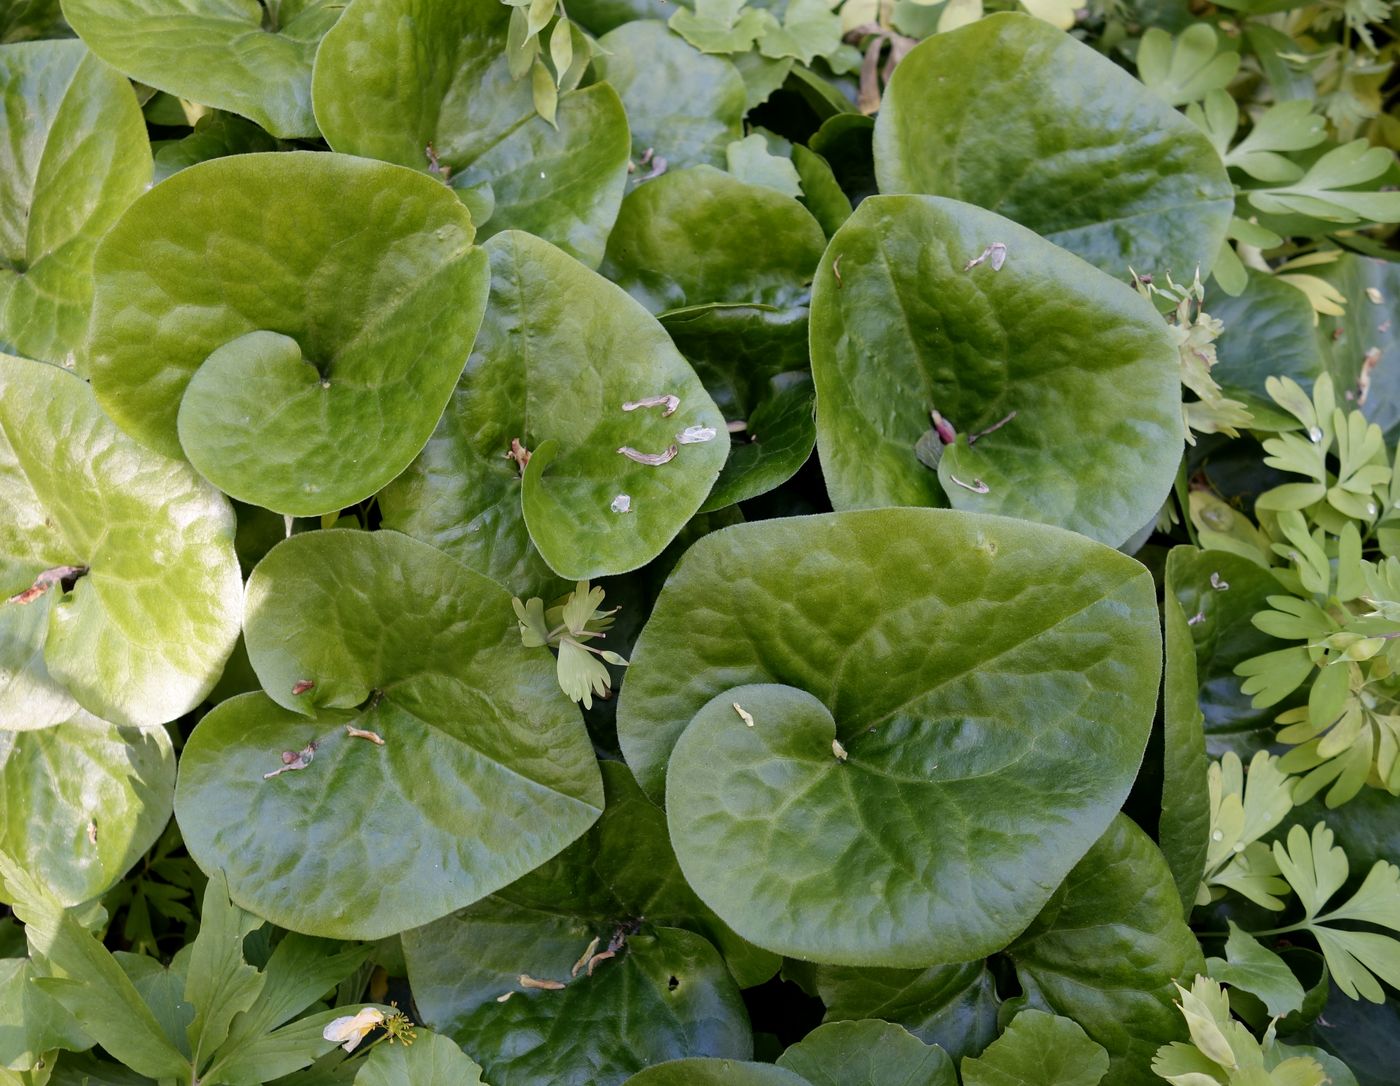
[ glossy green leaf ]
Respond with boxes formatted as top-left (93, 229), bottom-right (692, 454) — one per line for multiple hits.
top-left (62, 0), bottom-right (341, 137)
top-left (311, 0), bottom-right (630, 268)
top-left (601, 166), bottom-right (825, 314)
top-left (1006, 815), bottom-right (1205, 1086)
top-left (960, 1010), bottom-right (1109, 1086)
top-left (1313, 254), bottom-right (1400, 444)
top-left (1209, 272), bottom-right (1328, 428)
top-left (353, 1030), bottom-right (484, 1086)
top-left (0, 355), bottom-right (242, 728)
top-left (810, 195), bottom-right (1182, 547)
top-left (0, 40), bottom-right (151, 366)
top-left (1169, 548), bottom-right (1283, 739)
top-left (150, 112), bottom-right (277, 183)
top-left (777, 1020), bottom-right (955, 1086)
top-left (873, 13), bottom-right (1233, 279)
top-left (805, 961), bottom-right (1001, 1062)
top-left (618, 509), bottom-right (1160, 965)
top-left (593, 21), bottom-right (746, 170)
top-left (600, 171), bottom-right (822, 507)
top-left (625, 1061), bottom-right (808, 1086)
top-left (1206, 921), bottom-right (1306, 1018)
top-left (175, 529), bottom-right (603, 939)
top-left (0, 713), bottom-right (173, 906)
top-left (382, 230), bottom-right (724, 583)
top-left (455, 759), bottom-right (777, 987)
top-left (83, 151), bottom-right (489, 516)
top-left (406, 917), bottom-right (751, 1086)
top-left (1161, 546), bottom-right (1213, 915)
top-left (699, 374), bottom-right (815, 512)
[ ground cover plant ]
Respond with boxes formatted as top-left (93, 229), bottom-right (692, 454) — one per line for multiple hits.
top-left (3, 0), bottom-right (1400, 1082)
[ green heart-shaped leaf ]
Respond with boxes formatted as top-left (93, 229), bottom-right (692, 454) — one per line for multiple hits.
top-left (619, 509), bottom-right (1160, 966)
top-left (457, 760), bottom-right (777, 987)
top-left (777, 1020), bottom-right (955, 1086)
top-left (63, 0), bottom-right (341, 137)
top-left (84, 151), bottom-right (490, 516)
top-left (0, 712), bottom-right (173, 907)
top-left (175, 529), bottom-right (603, 939)
top-left (0, 40), bottom-right (151, 365)
top-left (312, 0), bottom-right (630, 268)
top-left (801, 961), bottom-right (1001, 1062)
top-left (354, 1030), bottom-right (486, 1086)
top-left (810, 195), bottom-right (1183, 547)
top-left (874, 12), bottom-right (1232, 279)
top-left (601, 166), bottom-right (826, 314)
top-left (593, 21), bottom-right (746, 171)
top-left (601, 169), bottom-right (824, 507)
top-left (380, 230), bottom-right (727, 585)
top-left (960, 1010), bottom-right (1109, 1086)
top-left (406, 916), bottom-right (751, 1086)
top-left (0, 355), bottom-right (242, 728)
top-left (1007, 815), bottom-right (1204, 1086)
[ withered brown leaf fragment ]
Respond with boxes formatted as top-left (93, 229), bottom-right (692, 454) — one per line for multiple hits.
top-left (7, 564), bottom-right (88, 605)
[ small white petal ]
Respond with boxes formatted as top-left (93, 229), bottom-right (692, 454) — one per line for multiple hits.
top-left (323, 1008), bottom-right (384, 1052)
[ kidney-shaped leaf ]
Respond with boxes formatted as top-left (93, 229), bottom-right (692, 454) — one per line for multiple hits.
top-left (617, 509), bottom-right (1161, 966)
top-left (873, 12), bottom-right (1232, 279)
top-left (601, 166), bottom-right (827, 315)
top-left (810, 195), bottom-right (1182, 547)
top-left (593, 21), bottom-right (745, 171)
top-left (960, 1010), bottom-right (1109, 1086)
top-left (0, 40), bottom-right (151, 366)
top-left (381, 231), bottom-right (727, 585)
top-left (0, 712), bottom-right (174, 907)
top-left (63, 0), bottom-right (340, 138)
top-left (175, 529), bottom-right (603, 939)
top-left (777, 1020), bottom-right (955, 1086)
top-left (312, 0), bottom-right (629, 268)
top-left (453, 759), bottom-right (778, 987)
top-left (0, 355), bottom-right (242, 728)
top-left (84, 152), bottom-right (489, 516)
top-left (406, 915), bottom-right (751, 1086)
top-left (1007, 815), bottom-right (1204, 1086)
top-left (806, 960), bottom-right (1002, 1062)
top-left (353, 1029), bottom-right (485, 1086)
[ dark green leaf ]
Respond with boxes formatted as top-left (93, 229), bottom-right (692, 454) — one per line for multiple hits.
top-left (959, 1010), bottom-right (1109, 1086)
top-left (593, 21), bottom-right (746, 170)
top-left (874, 12), bottom-right (1232, 278)
top-left (777, 1019), bottom-right (955, 1086)
top-left (620, 509), bottom-right (1160, 965)
top-left (810, 195), bottom-right (1182, 547)
top-left (312, 0), bottom-right (630, 268)
top-left (406, 919), bottom-right (751, 1086)
top-left (1006, 815), bottom-right (1205, 1086)
top-left (175, 529), bottom-right (603, 939)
